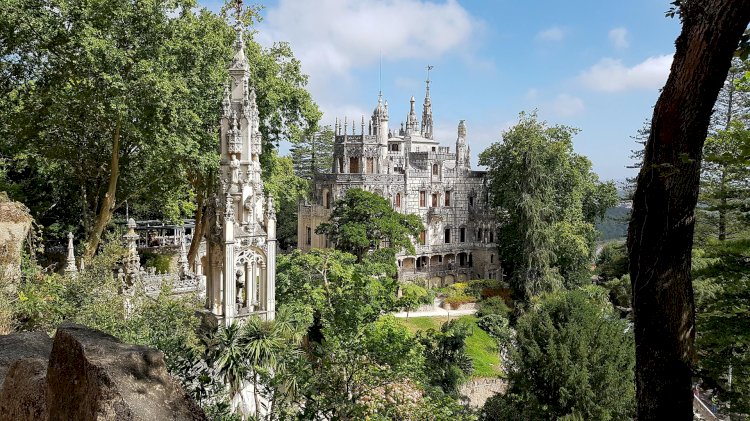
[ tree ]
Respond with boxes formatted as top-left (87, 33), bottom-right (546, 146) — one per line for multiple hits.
top-left (274, 249), bottom-right (450, 419)
top-left (0, 0), bottom-right (321, 258)
top-left (693, 238), bottom-right (750, 414)
top-left (699, 121), bottom-right (750, 242)
top-left (626, 1), bottom-right (750, 417)
top-left (483, 288), bottom-right (635, 420)
top-left (417, 319), bottom-right (474, 395)
top-left (398, 283), bottom-right (429, 319)
top-left (290, 126), bottom-right (335, 179)
top-left (479, 112), bottom-right (617, 300)
top-left (0, 0), bottom-right (233, 256)
top-left (263, 152), bottom-right (310, 250)
top-left (316, 188), bottom-right (423, 262)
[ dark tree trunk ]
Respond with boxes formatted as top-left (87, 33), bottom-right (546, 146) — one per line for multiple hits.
top-left (187, 188), bottom-right (206, 267)
top-left (627, 2), bottom-right (750, 419)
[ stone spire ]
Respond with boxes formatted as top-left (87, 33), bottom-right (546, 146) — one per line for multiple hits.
top-left (64, 232), bottom-right (77, 275)
top-left (177, 229), bottom-right (189, 277)
top-left (456, 120), bottom-right (470, 169)
top-left (421, 65), bottom-right (434, 139)
top-left (123, 218), bottom-right (141, 276)
top-left (407, 96), bottom-right (418, 134)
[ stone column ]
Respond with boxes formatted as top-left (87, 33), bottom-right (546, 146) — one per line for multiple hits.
top-left (222, 196), bottom-right (236, 325)
top-left (64, 232), bottom-right (78, 275)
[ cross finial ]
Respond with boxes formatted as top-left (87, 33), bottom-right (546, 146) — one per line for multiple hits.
top-left (234, 0), bottom-right (243, 23)
top-left (426, 65), bottom-right (434, 84)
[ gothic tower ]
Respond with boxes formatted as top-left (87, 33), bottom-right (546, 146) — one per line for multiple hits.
top-left (205, 19), bottom-right (276, 325)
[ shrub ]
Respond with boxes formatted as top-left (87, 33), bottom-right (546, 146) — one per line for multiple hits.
top-left (476, 296), bottom-right (511, 318)
top-left (495, 289), bottom-right (635, 419)
top-left (447, 282), bottom-right (469, 297)
top-left (142, 252), bottom-right (173, 273)
top-left (604, 275), bottom-right (631, 308)
top-left (443, 295), bottom-right (476, 309)
top-left (477, 314), bottom-right (512, 345)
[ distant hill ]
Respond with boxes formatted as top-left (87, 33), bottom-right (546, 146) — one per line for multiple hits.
top-left (596, 205), bottom-right (631, 242)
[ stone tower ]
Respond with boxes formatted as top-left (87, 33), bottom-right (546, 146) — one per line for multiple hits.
top-left (204, 21), bottom-right (276, 325)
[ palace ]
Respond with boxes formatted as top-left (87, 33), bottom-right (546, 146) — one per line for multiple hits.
top-left (298, 76), bottom-right (500, 286)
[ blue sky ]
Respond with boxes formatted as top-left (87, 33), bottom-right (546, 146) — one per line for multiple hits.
top-left (202, 0), bottom-right (681, 182)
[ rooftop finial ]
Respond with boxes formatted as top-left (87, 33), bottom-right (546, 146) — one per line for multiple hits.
top-left (425, 64), bottom-right (433, 98)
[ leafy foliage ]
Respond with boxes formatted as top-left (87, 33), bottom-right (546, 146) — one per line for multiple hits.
top-left (485, 288), bottom-right (635, 420)
top-left (290, 126), bottom-right (335, 179)
top-left (262, 152), bottom-right (310, 250)
top-left (417, 319), bottom-right (474, 395)
top-left (693, 238), bottom-right (750, 413)
top-left (316, 188), bottom-right (423, 261)
top-left (476, 296), bottom-right (511, 318)
top-left (0, 0), bottom-right (320, 254)
top-left (479, 112), bottom-right (617, 300)
top-left (398, 282), bottom-right (430, 317)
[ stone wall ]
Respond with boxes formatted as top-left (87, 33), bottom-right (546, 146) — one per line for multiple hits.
top-left (0, 324), bottom-right (206, 421)
top-left (459, 377), bottom-right (507, 408)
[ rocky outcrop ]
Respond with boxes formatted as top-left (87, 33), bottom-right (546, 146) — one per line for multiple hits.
top-left (0, 331), bottom-right (52, 386)
top-left (0, 325), bottom-right (206, 421)
top-left (0, 193), bottom-right (33, 283)
top-left (0, 331), bottom-right (53, 420)
top-left (0, 357), bottom-right (49, 420)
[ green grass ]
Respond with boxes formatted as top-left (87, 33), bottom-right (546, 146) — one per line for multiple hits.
top-left (398, 315), bottom-right (503, 378)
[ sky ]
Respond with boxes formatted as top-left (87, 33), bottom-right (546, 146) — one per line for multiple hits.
top-left (202, 0), bottom-right (682, 183)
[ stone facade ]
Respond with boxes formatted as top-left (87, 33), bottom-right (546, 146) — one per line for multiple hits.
top-left (201, 23), bottom-right (276, 324)
top-left (298, 79), bottom-right (500, 286)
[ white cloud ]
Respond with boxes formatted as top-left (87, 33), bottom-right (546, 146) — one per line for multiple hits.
top-left (256, 0), bottom-right (480, 121)
top-left (524, 88), bottom-right (539, 100)
top-left (578, 55), bottom-right (672, 93)
top-left (550, 94), bottom-right (584, 117)
top-left (608, 27), bottom-right (629, 49)
top-left (536, 26), bottom-right (566, 42)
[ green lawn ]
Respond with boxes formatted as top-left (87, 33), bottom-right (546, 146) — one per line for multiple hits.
top-left (398, 315), bottom-right (503, 378)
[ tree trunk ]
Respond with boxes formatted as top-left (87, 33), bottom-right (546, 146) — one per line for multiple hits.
top-left (85, 119), bottom-right (122, 258)
top-left (188, 187), bottom-right (206, 267)
top-left (627, 2), bottom-right (750, 420)
top-left (719, 170), bottom-right (727, 241)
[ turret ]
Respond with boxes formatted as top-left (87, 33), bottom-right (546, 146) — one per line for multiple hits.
top-left (421, 66), bottom-right (433, 139)
top-left (406, 96), bottom-right (418, 134)
top-left (456, 120), bottom-right (470, 169)
top-left (371, 92), bottom-right (389, 146)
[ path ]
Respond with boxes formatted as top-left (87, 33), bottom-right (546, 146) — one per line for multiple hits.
top-left (393, 297), bottom-right (477, 318)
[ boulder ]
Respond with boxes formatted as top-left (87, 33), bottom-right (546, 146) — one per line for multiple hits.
top-left (0, 357), bottom-right (49, 421)
top-left (46, 323), bottom-right (206, 421)
top-left (0, 331), bottom-right (52, 386)
top-left (0, 194), bottom-right (33, 283)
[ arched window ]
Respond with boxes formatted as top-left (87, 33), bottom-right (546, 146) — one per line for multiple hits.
top-left (395, 193), bottom-right (401, 208)
top-left (432, 164), bottom-right (439, 175)
top-left (325, 191), bottom-right (332, 209)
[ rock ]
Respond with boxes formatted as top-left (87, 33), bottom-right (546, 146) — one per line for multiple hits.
top-left (46, 323), bottom-right (207, 421)
top-left (0, 331), bottom-right (52, 386)
top-left (0, 194), bottom-right (33, 283)
top-left (0, 357), bottom-right (49, 421)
